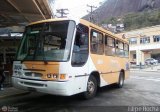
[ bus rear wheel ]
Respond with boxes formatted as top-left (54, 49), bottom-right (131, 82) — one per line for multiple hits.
top-left (117, 72), bottom-right (124, 88)
top-left (83, 75), bottom-right (97, 99)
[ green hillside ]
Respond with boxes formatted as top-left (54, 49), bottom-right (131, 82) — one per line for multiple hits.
top-left (101, 9), bottom-right (160, 31)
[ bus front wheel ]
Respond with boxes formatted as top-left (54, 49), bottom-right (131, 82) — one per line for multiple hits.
top-left (83, 75), bottom-right (97, 99)
top-left (117, 72), bottom-right (124, 88)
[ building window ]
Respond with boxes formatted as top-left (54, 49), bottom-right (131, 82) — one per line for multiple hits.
top-left (90, 30), bottom-right (104, 55)
top-left (105, 36), bottom-right (115, 56)
top-left (140, 37), bottom-right (150, 44)
top-left (129, 37), bottom-right (137, 44)
top-left (133, 54), bottom-right (136, 59)
top-left (153, 35), bottom-right (160, 42)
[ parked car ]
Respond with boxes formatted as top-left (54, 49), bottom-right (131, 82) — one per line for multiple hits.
top-left (145, 58), bottom-right (158, 65)
top-left (130, 61), bottom-right (136, 65)
top-left (156, 58), bottom-right (160, 63)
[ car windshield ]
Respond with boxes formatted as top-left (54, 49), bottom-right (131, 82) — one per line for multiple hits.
top-left (16, 20), bottom-right (75, 61)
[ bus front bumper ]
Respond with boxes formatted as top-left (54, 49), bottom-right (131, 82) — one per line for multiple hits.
top-left (12, 77), bottom-right (73, 96)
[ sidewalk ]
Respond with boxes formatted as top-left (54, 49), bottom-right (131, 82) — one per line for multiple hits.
top-left (0, 87), bottom-right (30, 99)
top-left (130, 64), bottom-right (160, 72)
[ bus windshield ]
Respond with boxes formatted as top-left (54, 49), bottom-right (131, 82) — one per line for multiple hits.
top-left (17, 20), bottom-right (75, 62)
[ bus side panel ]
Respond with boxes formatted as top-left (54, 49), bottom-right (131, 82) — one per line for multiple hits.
top-left (90, 54), bottom-right (129, 85)
top-left (88, 55), bottom-right (108, 87)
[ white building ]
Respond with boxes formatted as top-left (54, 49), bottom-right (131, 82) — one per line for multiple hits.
top-left (118, 25), bottom-right (160, 65)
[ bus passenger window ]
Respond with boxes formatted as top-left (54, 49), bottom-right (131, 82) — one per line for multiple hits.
top-left (124, 44), bottom-right (129, 57)
top-left (105, 36), bottom-right (115, 56)
top-left (91, 30), bottom-right (104, 55)
top-left (116, 40), bottom-right (124, 57)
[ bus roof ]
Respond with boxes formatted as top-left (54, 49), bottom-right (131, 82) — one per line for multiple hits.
top-left (28, 18), bottom-right (128, 43)
top-left (28, 18), bottom-right (70, 25)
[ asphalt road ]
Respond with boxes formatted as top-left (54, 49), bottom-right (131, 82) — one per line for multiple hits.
top-left (0, 71), bottom-right (160, 112)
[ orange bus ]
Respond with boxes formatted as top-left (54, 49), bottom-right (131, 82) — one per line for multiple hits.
top-left (12, 18), bottom-right (129, 99)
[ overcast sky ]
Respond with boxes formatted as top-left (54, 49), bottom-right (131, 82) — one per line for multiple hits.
top-left (51, 0), bottom-right (106, 18)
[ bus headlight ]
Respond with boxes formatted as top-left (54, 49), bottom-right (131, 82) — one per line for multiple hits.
top-left (47, 74), bottom-right (52, 78)
top-left (53, 74), bottom-right (58, 79)
top-left (14, 71), bottom-right (23, 77)
top-left (47, 73), bottom-right (58, 79)
top-left (46, 73), bottom-right (66, 80)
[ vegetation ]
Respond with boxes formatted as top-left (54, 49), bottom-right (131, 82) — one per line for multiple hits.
top-left (101, 9), bottom-right (160, 31)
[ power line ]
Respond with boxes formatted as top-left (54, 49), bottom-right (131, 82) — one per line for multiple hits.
top-left (56, 9), bottom-right (69, 18)
top-left (87, 4), bottom-right (97, 23)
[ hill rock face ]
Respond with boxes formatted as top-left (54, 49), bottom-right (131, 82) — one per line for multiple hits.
top-left (84, 0), bottom-right (160, 23)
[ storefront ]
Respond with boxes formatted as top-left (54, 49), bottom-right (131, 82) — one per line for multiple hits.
top-left (0, 34), bottom-right (22, 86)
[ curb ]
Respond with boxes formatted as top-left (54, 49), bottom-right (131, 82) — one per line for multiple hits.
top-left (130, 70), bottom-right (160, 73)
top-left (0, 91), bottom-right (30, 99)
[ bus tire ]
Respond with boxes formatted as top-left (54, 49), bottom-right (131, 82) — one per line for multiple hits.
top-left (82, 75), bottom-right (97, 99)
top-left (117, 72), bottom-right (124, 88)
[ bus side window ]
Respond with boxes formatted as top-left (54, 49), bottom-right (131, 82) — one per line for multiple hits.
top-left (116, 40), bottom-right (124, 57)
top-left (124, 44), bottom-right (129, 57)
top-left (90, 30), bottom-right (104, 55)
top-left (105, 35), bottom-right (115, 56)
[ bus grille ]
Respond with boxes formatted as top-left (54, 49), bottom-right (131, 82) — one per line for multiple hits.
top-left (24, 72), bottom-right (43, 78)
top-left (20, 81), bottom-right (45, 87)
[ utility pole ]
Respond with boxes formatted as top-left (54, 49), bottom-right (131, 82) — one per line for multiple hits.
top-left (87, 5), bottom-right (97, 23)
top-left (56, 9), bottom-right (69, 18)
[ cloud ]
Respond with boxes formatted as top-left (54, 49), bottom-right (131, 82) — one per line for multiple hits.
top-left (52, 0), bottom-right (104, 18)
